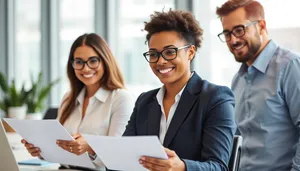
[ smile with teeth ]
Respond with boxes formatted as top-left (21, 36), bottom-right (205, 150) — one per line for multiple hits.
top-left (82, 73), bottom-right (95, 78)
top-left (158, 68), bottom-right (174, 74)
top-left (233, 44), bottom-right (246, 51)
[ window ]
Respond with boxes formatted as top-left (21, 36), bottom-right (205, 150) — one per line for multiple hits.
top-left (208, 0), bottom-right (240, 87)
top-left (191, 0), bottom-right (240, 87)
top-left (263, 0), bottom-right (300, 51)
top-left (118, 0), bottom-right (175, 97)
top-left (15, 0), bottom-right (41, 88)
top-left (58, 0), bottom-right (95, 101)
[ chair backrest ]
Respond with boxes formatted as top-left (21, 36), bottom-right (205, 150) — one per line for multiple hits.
top-left (228, 135), bottom-right (243, 171)
top-left (43, 108), bottom-right (58, 120)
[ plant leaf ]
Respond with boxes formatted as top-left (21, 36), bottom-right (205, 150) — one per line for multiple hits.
top-left (0, 72), bottom-right (8, 92)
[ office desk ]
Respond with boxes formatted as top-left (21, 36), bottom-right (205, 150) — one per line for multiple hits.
top-left (7, 132), bottom-right (80, 171)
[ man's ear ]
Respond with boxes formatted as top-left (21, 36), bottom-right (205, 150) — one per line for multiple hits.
top-left (258, 20), bottom-right (267, 34)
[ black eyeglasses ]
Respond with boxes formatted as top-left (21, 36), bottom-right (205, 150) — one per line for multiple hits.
top-left (143, 45), bottom-right (191, 63)
top-left (70, 56), bottom-right (101, 70)
top-left (218, 20), bottom-right (260, 42)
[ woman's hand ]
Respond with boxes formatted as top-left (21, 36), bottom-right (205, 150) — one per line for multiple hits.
top-left (139, 148), bottom-right (186, 171)
top-left (56, 133), bottom-right (95, 156)
top-left (21, 139), bottom-right (41, 158)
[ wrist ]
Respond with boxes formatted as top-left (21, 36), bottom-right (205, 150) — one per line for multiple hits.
top-left (88, 149), bottom-right (96, 155)
top-left (88, 153), bottom-right (97, 160)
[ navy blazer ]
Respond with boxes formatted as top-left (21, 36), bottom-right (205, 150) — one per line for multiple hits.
top-left (123, 72), bottom-right (236, 171)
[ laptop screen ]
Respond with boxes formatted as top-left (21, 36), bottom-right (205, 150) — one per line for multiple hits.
top-left (0, 120), bottom-right (21, 171)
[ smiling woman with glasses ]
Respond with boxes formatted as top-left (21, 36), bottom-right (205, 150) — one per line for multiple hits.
top-left (218, 20), bottom-right (260, 42)
top-left (116, 9), bottom-right (236, 171)
top-left (21, 33), bottom-right (135, 171)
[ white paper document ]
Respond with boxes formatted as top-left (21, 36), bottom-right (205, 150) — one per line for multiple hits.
top-left (83, 135), bottom-right (168, 171)
top-left (3, 119), bottom-right (95, 169)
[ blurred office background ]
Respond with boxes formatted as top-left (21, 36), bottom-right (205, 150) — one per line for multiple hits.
top-left (0, 0), bottom-right (299, 112)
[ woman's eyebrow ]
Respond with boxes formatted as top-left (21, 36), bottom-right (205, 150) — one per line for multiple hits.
top-left (149, 45), bottom-right (175, 51)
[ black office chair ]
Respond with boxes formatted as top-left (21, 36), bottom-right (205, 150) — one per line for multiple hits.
top-left (43, 108), bottom-right (58, 120)
top-left (228, 135), bottom-right (243, 171)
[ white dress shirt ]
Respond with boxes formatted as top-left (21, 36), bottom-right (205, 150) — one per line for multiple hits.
top-left (156, 85), bottom-right (186, 144)
top-left (156, 73), bottom-right (193, 145)
top-left (57, 87), bottom-right (135, 170)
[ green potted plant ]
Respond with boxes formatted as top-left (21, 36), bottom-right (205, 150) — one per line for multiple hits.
top-left (26, 72), bottom-right (59, 120)
top-left (0, 72), bottom-right (30, 119)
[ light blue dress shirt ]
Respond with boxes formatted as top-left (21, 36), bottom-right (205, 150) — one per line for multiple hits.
top-left (232, 40), bottom-right (300, 171)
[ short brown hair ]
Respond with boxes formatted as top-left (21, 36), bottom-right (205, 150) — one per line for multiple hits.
top-left (144, 9), bottom-right (203, 51)
top-left (60, 33), bottom-right (124, 125)
top-left (216, 0), bottom-right (265, 20)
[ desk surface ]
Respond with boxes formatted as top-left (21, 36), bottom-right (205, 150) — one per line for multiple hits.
top-left (7, 133), bottom-right (80, 171)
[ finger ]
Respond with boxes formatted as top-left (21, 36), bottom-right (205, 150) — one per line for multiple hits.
top-left (71, 139), bottom-right (85, 151)
top-left (73, 139), bottom-right (81, 146)
top-left (60, 142), bottom-right (82, 154)
top-left (28, 147), bottom-right (40, 156)
top-left (27, 148), bottom-right (39, 154)
top-left (68, 146), bottom-right (82, 153)
top-left (140, 156), bottom-right (166, 167)
top-left (24, 143), bottom-right (35, 149)
top-left (75, 138), bottom-right (88, 150)
top-left (30, 150), bottom-right (41, 157)
top-left (21, 139), bottom-right (27, 144)
top-left (74, 150), bottom-right (84, 156)
top-left (56, 140), bottom-right (74, 146)
top-left (79, 150), bottom-right (86, 155)
top-left (164, 148), bottom-right (176, 157)
top-left (58, 144), bottom-right (71, 152)
top-left (22, 140), bottom-right (32, 147)
top-left (31, 152), bottom-right (41, 157)
top-left (57, 140), bottom-right (83, 154)
top-left (140, 159), bottom-right (165, 171)
top-left (73, 143), bottom-right (88, 155)
top-left (72, 147), bottom-right (84, 155)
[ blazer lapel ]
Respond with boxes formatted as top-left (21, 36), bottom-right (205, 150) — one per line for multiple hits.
top-left (147, 98), bottom-right (161, 136)
top-left (163, 73), bottom-right (201, 147)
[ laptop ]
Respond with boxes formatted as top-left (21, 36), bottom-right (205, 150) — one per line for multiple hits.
top-left (0, 120), bottom-right (65, 171)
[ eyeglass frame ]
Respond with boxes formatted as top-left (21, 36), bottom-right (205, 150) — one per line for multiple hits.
top-left (217, 20), bottom-right (260, 42)
top-left (70, 56), bottom-right (101, 70)
top-left (143, 44), bottom-right (191, 63)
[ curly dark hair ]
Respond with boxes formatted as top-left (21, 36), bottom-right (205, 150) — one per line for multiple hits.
top-left (144, 9), bottom-right (203, 51)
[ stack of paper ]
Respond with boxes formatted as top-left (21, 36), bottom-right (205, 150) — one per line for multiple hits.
top-left (84, 135), bottom-right (167, 171)
top-left (4, 119), bottom-right (95, 169)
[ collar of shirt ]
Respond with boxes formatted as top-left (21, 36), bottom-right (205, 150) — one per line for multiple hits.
top-left (238, 39), bottom-right (278, 74)
top-left (156, 85), bottom-right (184, 107)
top-left (155, 72), bottom-right (194, 105)
top-left (76, 87), bottom-right (110, 105)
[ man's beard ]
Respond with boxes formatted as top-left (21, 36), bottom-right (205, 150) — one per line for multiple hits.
top-left (233, 33), bottom-right (261, 63)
